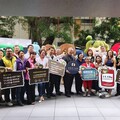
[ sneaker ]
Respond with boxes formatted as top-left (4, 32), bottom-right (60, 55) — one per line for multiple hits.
top-left (99, 93), bottom-right (105, 98)
top-left (41, 96), bottom-right (44, 101)
top-left (6, 102), bottom-right (13, 107)
top-left (83, 92), bottom-right (87, 97)
top-left (87, 94), bottom-right (91, 97)
top-left (105, 94), bottom-right (111, 98)
top-left (95, 91), bottom-right (99, 96)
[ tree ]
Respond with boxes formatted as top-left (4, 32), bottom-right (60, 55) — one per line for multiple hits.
top-left (0, 16), bottom-right (18, 37)
top-left (74, 29), bottom-right (95, 49)
top-left (74, 17), bottom-right (120, 48)
top-left (20, 17), bottom-right (74, 46)
top-left (93, 17), bottom-right (120, 44)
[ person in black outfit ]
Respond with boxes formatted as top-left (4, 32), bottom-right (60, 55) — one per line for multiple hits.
top-left (62, 47), bottom-right (76, 97)
top-left (0, 49), bottom-right (4, 103)
top-left (14, 50), bottom-right (27, 106)
top-left (75, 53), bottom-right (85, 95)
top-left (24, 51), bottom-right (36, 105)
top-left (115, 48), bottom-right (120, 96)
top-left (47, 47), bottom-right (62, 97)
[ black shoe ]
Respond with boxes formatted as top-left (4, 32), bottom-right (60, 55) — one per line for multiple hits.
top-left (56, 92), bottom-right (63, 96)
top-left (0, 99), bottom-right (5, 103)
top-left (115, 93), bottom-right (119, 96)
top-left (12, 99), bottom-right (17, 105)
top-left (76, 91), bottom-right (83, 95)
top-left (47, 95), bottom-right (51, 98)
top-left (51, 93), bottom-right (56, 97)
top-left (22, 100), bottom-right (27, 105)
top-left (27, 102), bottom-right (32, 105)
top-left (70, 92), bottom-right (75, 95)
top-left (60, 91), bottom-right (63, 94)
top-left (65, 94), bottom-right (71, 97)
top-left (17, 101), bottom-right (24, 106)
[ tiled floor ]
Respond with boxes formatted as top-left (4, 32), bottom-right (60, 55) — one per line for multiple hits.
top-left (1, 84), bottom-right (120, 120)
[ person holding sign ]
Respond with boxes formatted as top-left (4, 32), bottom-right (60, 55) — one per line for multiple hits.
top-left (75, 52), bottom-right (85, 95)
top-left (25, 44), bottom-right (34, 59)
top-left (104, 50), bottom-right (116, 97)
top-left (0, 47), bottom-right (16, 106)
top-left (0, 49), bottom-right (4, 104)
top-left (36, 49), bottom-right (48, 102)
top-left (14, 50), bottom-right (27, 106)
top-left (47, 47), bottom-right (62, 97)
top-left (62, 47), bottom-right (76, 97)
top-left (25, 51), bottom-right (36, 105)
top-left (115, 48), bottom-right (120, 96)
top-left (81, 57), bottom-right (95, 97)
top-left (13, 45), bottom-right (20, 58)
top-left (87, 49), bottom-right (94, 63)
top-left (93, 55), bottom-right (102, 94)
top-left (0, 49), bottom-right (4, 60)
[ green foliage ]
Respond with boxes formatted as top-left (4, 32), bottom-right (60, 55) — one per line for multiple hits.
top-left (20, 17), bottom-right (74, 45)
top-left (74, 29), bottom-right (95, 47)
top-left (58, 32), bottom-right (72, 43)
top-left (0, 16), bottom-right (18, 37)
top-left (74, 17), bottom-right (120, 48)
top-left (93, 17), bottom-right (120, 43)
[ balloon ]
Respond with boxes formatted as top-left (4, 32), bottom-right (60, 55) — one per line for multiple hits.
top-left (111, 43), bottom-right (120, 55)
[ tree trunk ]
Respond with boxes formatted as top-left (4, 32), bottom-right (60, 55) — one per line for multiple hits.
top-left (43, 35), bottom-right (55, 45)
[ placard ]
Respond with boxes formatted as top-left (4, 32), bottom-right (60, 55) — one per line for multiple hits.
top-left (48, 60), bottom-right (65, 76)
top-left (66, 61), bottom-right (79, 74)
top-left (98, 66), bottom-right (116, 89)
top-left (0, 71), bottom-right (24, 89)
top-left (0, 67), bottom-right (6, 73)
top-left (81, 68), bottom-right (98, 81)
top-left (29, 68), bottom-right (49, 85)
top-left (0, 67), bottom-right (6, 89)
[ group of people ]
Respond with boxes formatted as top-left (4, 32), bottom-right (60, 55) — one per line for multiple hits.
top-left (0, 44), bottom-right (120, 107)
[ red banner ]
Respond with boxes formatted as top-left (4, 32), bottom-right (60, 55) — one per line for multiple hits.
top-left (98, 67), bottom-right (116, 89)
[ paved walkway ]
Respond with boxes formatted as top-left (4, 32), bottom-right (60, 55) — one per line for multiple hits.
top-left (0, 84), bottom-right (120, 120)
